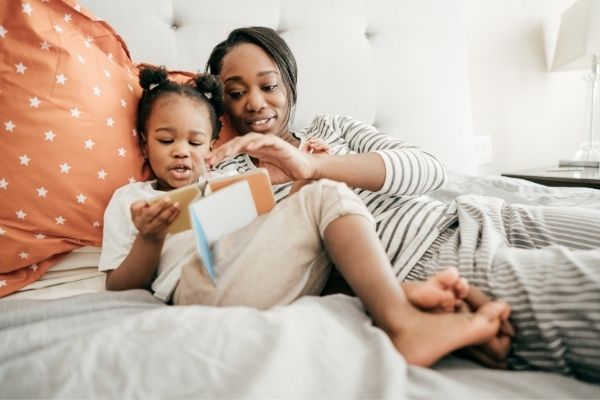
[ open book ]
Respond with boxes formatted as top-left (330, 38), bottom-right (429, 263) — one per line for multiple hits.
top-left (150, 168), bottom-right (276, 283)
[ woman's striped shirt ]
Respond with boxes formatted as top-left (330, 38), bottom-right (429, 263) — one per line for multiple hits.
top-left (213, 115), bottom-right (455, 281)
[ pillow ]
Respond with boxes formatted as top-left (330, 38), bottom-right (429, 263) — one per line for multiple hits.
top-left (0, 0), bottom-right (150, 296)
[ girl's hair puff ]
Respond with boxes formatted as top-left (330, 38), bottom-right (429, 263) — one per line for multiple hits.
top-left (136, 65), bottom-right (225, 147)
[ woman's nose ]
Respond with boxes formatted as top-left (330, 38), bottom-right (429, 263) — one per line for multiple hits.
top-left (246, 88), bottom-right (266, 112)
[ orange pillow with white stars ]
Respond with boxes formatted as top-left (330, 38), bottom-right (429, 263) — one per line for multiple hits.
top-left (0, 0), bottom-right (150, 297)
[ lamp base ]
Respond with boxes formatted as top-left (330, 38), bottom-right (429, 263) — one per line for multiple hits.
top-left (573, 141), bottom-right (600, 162)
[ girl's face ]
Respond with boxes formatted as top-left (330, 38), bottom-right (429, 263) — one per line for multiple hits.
top-left (219, 43), bottom-right (289, 137)
top-left (144, 95), bottom-right (212, 191)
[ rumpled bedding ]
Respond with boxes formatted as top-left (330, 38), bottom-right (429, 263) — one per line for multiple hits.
top-left (1, 290), bottom-right (598, 398)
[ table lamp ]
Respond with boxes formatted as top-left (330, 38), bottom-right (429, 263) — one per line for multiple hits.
top-left (552, 0), bottom-right (600, 167)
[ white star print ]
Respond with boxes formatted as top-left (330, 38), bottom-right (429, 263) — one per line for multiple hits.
top-left (16, 210), bottom-right (27, 220)
top-left (5, 121), bottom-right (16, 132)
top-left (0, 178), bottom-right (7, 189)
top-left (44, 130), bottom-right (56, 141)
top-left (70, 108), bottom-right (81, 118)
top-left (77, 54), bottom-right (85, 64)
top-left (53, 24), bottom-right (63, 34)
top-left (106, 117), bottom-right (115, 127)
top-left (0, 25), bottom-right (7, 38)
top-left (22, 3), bottom-right (33, 15)
top-left (76, 194), bottom-right (87, 203)
top-left (63, 14), bottom-right (72, 23)
top-left (128, 177), bottom-right (137, 184)
top-left (19, 155), bottom-right (31, 166)
top-left (29, 96), bottom-right (41, 108)
top-left (127, 84), bottom-right (133, 92)
top-left (104, 69), bottom-right (111, 78)
top-left (19, 251), bottom-right (29, 259)
top-left (132, 128), bottom-right (137, 136)
top-left (35, 233), bottom-right (46, 239)
top-left (56, 74), bottom-right (68, 85)
top-left (108, 53), bottom-right (114, 62)
top-left (84, 139), bottom-right (95, 149)
top-left (92, 221), bottom-right (101, 228)
top-left (120, 99), bottom-right (127, 108)
top-left (30, 264), bottom-right (38, 271)
top-left (74, 3), bottom-right (81, 12)
top-left (117, 147), bottom-right (127, 157)
top-left (0, 280), bottom-right (6, 288)
top-left (93, 86), bottom-right (101, 96)
top-left (0, 227), bottom-right (5, 235)
top-left (15, 62), bottom-right (27, 74)
top-left (36, 187), bottom-right (48, 197)
top-left (59, 163), bottom-right (71, 173)
top-left (97, 170), bottom-right (107, 180)
top-left (40, 41), bottom-right (51, 51)
top-left (55, 216), bottom-right (66, 225)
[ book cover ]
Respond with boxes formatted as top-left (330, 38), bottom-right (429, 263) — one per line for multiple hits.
top-left (150, 168), bottom-right (276, 283)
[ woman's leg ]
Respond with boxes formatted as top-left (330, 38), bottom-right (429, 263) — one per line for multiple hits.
top-left (409, 195), bottom-right (600, 380)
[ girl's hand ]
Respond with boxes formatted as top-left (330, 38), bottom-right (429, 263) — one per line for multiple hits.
top-left (206, 133), bottom-right (319, 184)
top-left (130, 198), bottom-right (180, 242)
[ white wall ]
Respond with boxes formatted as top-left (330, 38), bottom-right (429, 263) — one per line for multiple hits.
top-left (464, 0), bottom-right (588, 175)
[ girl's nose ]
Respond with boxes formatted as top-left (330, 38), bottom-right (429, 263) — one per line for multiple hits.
top-left (245, 88), bottom-right (266, 112)
top-left (172, 143), bottom-right (189, 157)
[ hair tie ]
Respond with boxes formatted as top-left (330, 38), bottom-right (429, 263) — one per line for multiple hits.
top-left (149, 83), bottom-right (160, 91)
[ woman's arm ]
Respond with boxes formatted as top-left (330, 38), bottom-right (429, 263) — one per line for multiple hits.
top-left (310, 115), bottom-right (447, 196)
top-left (105, 198), bottom-right (180, 291)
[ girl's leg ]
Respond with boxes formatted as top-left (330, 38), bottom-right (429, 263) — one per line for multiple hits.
top-left (320, 190), bottom-right (509, 367)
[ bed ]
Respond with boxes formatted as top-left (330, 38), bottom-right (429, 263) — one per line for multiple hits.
top-left (1, 0), bottom-right (599, 397)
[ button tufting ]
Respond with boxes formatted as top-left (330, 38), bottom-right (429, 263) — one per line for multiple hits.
top-left (171, 24), bottom-right (178, 30)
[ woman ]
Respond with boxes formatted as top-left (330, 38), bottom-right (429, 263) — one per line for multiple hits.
top-left (205, 27), bottom-right (600, 382)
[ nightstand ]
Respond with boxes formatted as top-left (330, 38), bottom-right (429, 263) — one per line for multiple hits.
top-left (501, 167), bottom-right (600, 189)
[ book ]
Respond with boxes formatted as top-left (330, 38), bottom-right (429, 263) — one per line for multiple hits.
top-left (149, 168), bottom-right (276, 282)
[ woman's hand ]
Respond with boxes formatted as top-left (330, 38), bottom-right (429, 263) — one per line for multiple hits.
top-left (302, 137), bottom-right (331, 155)
top-left (206, 133), bottom-right (319, 184)
top-left (130, 197), bottom-right (180, 242)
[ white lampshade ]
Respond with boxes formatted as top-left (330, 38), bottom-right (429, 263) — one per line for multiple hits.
top-left (552, 0), bottom-right (600, 71)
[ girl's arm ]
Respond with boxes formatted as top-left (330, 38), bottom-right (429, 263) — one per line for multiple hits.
top-left (105, 198), bottom-right (180, 291)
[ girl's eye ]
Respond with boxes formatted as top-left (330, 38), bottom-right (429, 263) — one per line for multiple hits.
top-left (158, 139), bottom-right (173, 144)
top-left (189, 142), bottom-right (205, 147)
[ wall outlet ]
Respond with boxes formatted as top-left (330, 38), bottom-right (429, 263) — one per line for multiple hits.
top-left (474, 134), bottom-right (493, 165)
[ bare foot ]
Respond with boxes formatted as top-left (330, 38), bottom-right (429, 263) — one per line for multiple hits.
top-left (402, 267), bottom-right (469, 312)
top-left (382, 300), bottom-right (510, 367)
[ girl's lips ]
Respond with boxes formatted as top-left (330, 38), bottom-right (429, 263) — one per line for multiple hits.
top-left (168, 166), bottom-right (192, 180)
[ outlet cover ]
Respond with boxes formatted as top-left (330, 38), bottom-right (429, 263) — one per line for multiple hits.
top-left (474, 135), bottom-right (493, 165)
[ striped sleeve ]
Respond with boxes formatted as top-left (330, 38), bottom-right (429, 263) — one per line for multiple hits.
top-left (307, 115), bottom-right (447, 197)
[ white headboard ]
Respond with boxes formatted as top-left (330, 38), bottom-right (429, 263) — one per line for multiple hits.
top-left (81, 0), bottom-right (476, 174)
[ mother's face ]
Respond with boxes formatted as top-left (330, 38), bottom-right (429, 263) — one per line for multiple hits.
top-left (219, 43), bottom-right (289, 137)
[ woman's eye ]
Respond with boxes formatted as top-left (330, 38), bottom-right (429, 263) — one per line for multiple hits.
top-left (263, 84), bottom-right (277, 91)
top-left (228, 91), bottom-right (244, 99)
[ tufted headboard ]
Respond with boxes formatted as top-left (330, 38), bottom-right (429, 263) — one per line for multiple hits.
top-left (81, 0), bottom-right (476, 174)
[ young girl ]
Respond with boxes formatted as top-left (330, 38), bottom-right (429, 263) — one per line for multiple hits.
top-left (98, 66), bottom-right (510, 368)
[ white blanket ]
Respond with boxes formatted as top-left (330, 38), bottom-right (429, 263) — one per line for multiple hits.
top-left (1, 290), bottom-right (598, 398)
